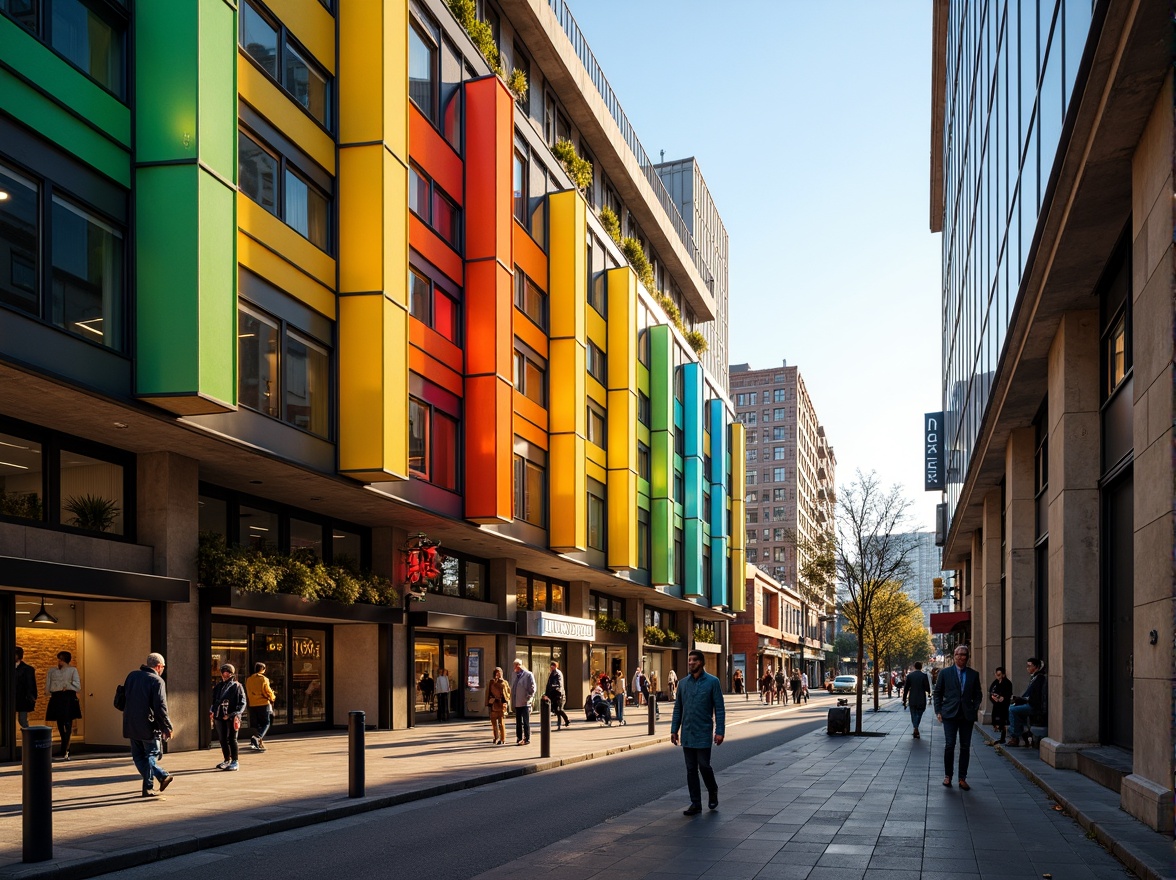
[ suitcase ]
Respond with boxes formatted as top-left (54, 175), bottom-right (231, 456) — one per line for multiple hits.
top-left (827, 706), bottom-right (851, 735)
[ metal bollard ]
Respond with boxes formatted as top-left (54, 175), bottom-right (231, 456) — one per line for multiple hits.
top-left (540, 698), bottom-right (551, 758)
top-left (647, 695), bottom-right (657, 735)
top-left (22, 726), bottom-right (53, 863)
top-left (348, 711), bottom-right (365, 798)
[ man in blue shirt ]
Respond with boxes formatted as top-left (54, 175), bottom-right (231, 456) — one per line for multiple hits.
top-left (932, 644), bottom-right (983, 790)
top-left (671, 650), bottom-right (726, 815)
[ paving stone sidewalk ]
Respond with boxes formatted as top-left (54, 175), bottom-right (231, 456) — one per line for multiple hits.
top-left (0, 691), bottom-right (810, 879)
top-left (473, 700), bottom-right (1173, 880)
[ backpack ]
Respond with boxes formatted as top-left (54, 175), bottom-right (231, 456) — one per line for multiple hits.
top-left (113, 683), bottom-right (126, 711)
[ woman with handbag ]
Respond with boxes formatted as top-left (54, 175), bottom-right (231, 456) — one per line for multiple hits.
top-left (485, 667), bottom-right (508, 745)
top-left (45, 651), bottom-right (82, 760)
top-left (988, 666), bottom-right (1013, 745)
top-left (210, 663), bottom-right (247, 770)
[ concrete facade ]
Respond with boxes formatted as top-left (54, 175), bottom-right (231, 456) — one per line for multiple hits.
top-left (931, 0), bottom-right (1172, 833)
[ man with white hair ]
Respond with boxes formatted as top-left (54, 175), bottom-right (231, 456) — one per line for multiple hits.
top-left (511, 659), bottom-right (536, 745)
top-left (121, 653), bottom-right (174, 797)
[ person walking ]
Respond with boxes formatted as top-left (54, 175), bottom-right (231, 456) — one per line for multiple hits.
top-left (121, 653), bottom-right (173, 797)
top-left (1006, 657), bottom-right (1047, 748)
top-left (45, 650), bottom-right (81, 760)
top-left (987, 665), bottom-right (1013, 745)
top-left (14, 646), bottom-right (37, 729)
top-left (210, 663), bottom-right (247, 771)
top-left (732, 668), bottom-right (745, 699)
top-left (419, 670), bottom-right (434, 711)
top-left (933, 645), bottom-right (983, 790)
top-left (760, 668), bottom-right (774, 705)
top-left (800, 671), bottom-right (809, 703)
top-left (511, 659), bottom-right (536, 745)
top-left (775, 668), bottom-right (788, 705)
top-left (667, 668), bottom-right (678, 701)
top-left (632, 667), bottom-right (644, 706)
top-left (903, 661), bottom-right (932, 738)
top-left (790, 670), bottom-right (803, 704)
top-left (434, 668), bottom-right (451, 721)
top-left (671, 650), bottom-right (726, 816)
top-left (246, 662), bottom-right (276, 752)
top-left (485, 666), bottom-right (509, 744)
top-left (639, 668), bottom-right (659, 717)
top-left (545, 660), bottom-right (572, 729)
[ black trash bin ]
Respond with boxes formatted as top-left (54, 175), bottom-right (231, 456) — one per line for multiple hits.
top-left (827, 706), bottom-right (851, 735)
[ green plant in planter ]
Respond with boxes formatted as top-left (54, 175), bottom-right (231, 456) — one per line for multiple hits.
top-left (664, 628), bottom-right (681, 645)
top-left (599, 206), bottom-right (621, 244)
top-left (683, 329), bottom-right (709, 355)
top-left (596, 614), bottom-right (630, 633)
top-left (506, 67), bottom-right (528, 102)
top-left (644, 624), bottom-right (667, 645)
top-left (63, 494), bottom-right (120, 532)
top-left (693, 626), bottom-right (717, 644)
top-left (447, 0), bottom-right (503, 75)
top-left (552, 138), bottom-right (593, 191)
top-left (0, 490), bottom-right (42, 521)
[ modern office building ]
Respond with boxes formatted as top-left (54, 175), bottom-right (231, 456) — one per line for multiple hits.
top-left (930, 0), bottom-right (1170, 831)
top-left (896, 531), bottom-right (946, 628)
top-left (0, 0), bottom-right (742, 761)
top-left (728, 361), bottom-right (835, 672)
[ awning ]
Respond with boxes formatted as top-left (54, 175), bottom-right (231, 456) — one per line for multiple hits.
top-left (931, 610), bottom-right (971, 633)
top-left (408, 610), bottom-right (516, 635)
top-left (0, 556), bottom-right (190, 603)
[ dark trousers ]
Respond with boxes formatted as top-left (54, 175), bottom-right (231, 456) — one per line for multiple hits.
top-left (941, 714), bottom-right (974, 780)
top-left (249, 706), bottom-right (273, 741)
top-left (214, 717), bottom-right (239, 762)
top-left (682, 746), bottom-right (718, 807)
top-left (515, 706), bottom-right (531, 742)
top-left (55, 720), bottom-right (72, 755)
top-left (550, 696), bottom-right (571, 728)
top-left (436, 692), bottom-right (450, 721)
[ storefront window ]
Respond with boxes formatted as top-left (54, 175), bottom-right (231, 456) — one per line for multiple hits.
top-left (533, 579), bottom-right (548, 611)
top-left (252, 626), bottom-right (287, 721)
top-left (414, 640), bottom-right (439, 712)
top-left (439, 555), bottom-right (460, 596)
top-left (515, 575), bottom-right (529, 610)
top-left (332, 529), bottom-right (361, 568)
top-left (549, 583), bottom-right (565, 614)
top-left (0, 432), bottom-right (44, 522)
top-left (59, 450), bottom-right (124, 535)
top-left (211, 623), bottom-right (249, 690)
top-left (239, 505), bottom-right (279, 551)
top-left (290, 629), bottom-right (325, 722)
top-left (589, 646), bottom-right (626, 693)
top-left (464, 561), bottom-right (485, 600)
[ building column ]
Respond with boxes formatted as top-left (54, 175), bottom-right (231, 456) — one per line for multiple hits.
top-left (565, 580), bottom-right (591, 705)
top-left (1004, 427), bottom-right (1037, 670)
top-left (1121, 72), bottom-right (1174, 833)
top-left (136, 452), bottom-right (199, 751)
top-left (1041, 310), bottom-right (1100, 768)
top-left (488, 557), bottom-right (517, 679)
top-left (977, 489), bottom-right (1002, 723)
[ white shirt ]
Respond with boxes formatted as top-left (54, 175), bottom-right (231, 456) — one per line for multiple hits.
top-left (435, 674), bottom-right (450, 694)
top-left (801, 673), bottom-right (808, 688)
top-left (47, 666), bottom-right (80, 693)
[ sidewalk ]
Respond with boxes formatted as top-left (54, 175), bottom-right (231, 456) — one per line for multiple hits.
top-left (473, 699), bottom-right (1172, 880)
top-left (0, 691), bottom-right (807, 880)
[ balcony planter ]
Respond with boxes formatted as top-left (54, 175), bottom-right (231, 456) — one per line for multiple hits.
top-left (201, 585), bottom-right (403, 624)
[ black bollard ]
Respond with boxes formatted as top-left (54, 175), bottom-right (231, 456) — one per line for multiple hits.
top-left (647, 694), bottom-right (657, 735)
top-left (22, 726), bottom-right (53, 863)
top-left (540, 698), bottom-right (551, 758)
top-left (348, 711), bottom-right (365, 799)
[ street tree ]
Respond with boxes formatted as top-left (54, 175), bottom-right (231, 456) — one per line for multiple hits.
top-left (834, 470), bottom-right (918, 732)
top-left (832, 631), bottom-right (858, 672)
top-left (844, 582), bottom-right (924, 709)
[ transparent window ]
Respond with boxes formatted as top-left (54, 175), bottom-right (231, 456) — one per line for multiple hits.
top-left (251, 626), bottom-right (287, 720)
top-left (290, 518), bottom-right (323, 557)
top-left (332, 529), bottom-right (361, 569)
top-left (431, 188), bottom-right (459, 247)
top-left (291, 629), bottom-right (326, 722)
top-left (197, 494), bottom-right (227, 537)
top-left (464, 560), bottom-right (485, 600)
top-left (513, 149), bottom-right (527, 224)
top-left (239, 505), bottom-right (278, 551)
top-left (533, 579), bottom-right (548, 610)
top-left (56, 449), bottom-right (122, 534)
top-left (408, 23), bottom-right (436, 124)
top-left (587, 403), bottom-right (606, 449)
top-left (587, 492), bottom-right (604, 550)
top-left (515, 574), bottom-right (529, 610)
top-left (513, 455), bottom-right (545, 526)
top-left (284, 169), bottom-right (328, 250)
top-left (514, 270), bottom-right (546, 329)
top-left (238, 132), bottom-right (278, 214)
top-left (0, 431), bottom-right (43, 522)
top-left (409, 267), bottom-right (431, 323)
top-left (637, 442), bottom-right (650, 480)
top-left (409, 165), bottom-right (429, 220)
top-left (586, 341), bottom-right (606, 384)
top-left (51, 0), bottom-right (123, 94)
top-left (238, 305), bottom-right (280, 417)
top-left (439, 555), bottom-right (460, 596)
top-left (514, 348), bottom-right (545, 406)
top-left (285, 330), bottom-right (329, 437)
top-left (239, 1), bottom-right (277, 78)
top-left (51, 196), bottom-right (124, 349)
top-left (0, 163), bottom-right (38, 316)
top-left (285, 43), bottom-right (328, 124)
top-left (408, 398), bottom-right (427, 476)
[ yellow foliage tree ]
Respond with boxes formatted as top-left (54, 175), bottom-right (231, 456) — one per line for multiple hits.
top-left (843, 582), bottom-right (928, 711)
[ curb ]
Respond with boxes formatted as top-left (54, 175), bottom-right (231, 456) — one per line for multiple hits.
top-left (979, 727), bottom-right (1173, 880)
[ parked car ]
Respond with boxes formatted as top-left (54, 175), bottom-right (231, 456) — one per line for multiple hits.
top-left (831, 675), bottom-right (859, 694)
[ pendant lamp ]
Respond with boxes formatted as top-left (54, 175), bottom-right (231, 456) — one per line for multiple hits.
top-left (31, 597), bottom-right (58, 624)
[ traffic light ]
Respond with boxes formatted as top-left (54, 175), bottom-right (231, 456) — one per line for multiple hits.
top-left (933, 577), bottom-right (944, 600)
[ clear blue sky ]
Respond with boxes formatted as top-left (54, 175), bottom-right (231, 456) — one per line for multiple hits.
top-left (568, 1), bottom-right (942, 531)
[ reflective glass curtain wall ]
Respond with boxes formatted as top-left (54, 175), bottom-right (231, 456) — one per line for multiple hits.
top-left (940, 0), bottom-right (1094, 519)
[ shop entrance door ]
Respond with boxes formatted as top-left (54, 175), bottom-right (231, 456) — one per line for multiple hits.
top-left (414, 635), bottom-right (461, 721)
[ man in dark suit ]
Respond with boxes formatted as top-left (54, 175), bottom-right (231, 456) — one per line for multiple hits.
top-left (902, 661), bottom-right (932, 739)
top-left (933, 644), bottom-right (983, 790)
top-left (14, 646), bottom-right (38, 729)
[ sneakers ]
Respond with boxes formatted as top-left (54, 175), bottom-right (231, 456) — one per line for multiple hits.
top-left (216, 761), bottom-right (230, 770)
top-left (250, 736), bottom-right (260, 751)
top-left (225, 761), bottom-right (239, 771)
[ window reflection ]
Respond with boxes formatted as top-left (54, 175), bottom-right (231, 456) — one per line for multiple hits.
top-left (51, 197), bottom-right (124, 350)
top-left (239, 505), bottom-right (278, 551)
top-left (0, 432), bottom-right (43, 522)
top-left (59, 450), bottom-right (123, 535)
top-left (291, 630), bottom-right (325, 722)
top-left (289, 518), bottom-right (323, 557)
top-left (0, 163), bottom-right (38, 316)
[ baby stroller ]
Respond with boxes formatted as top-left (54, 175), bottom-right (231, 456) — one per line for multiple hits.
top-left (589, 693), bottom-right (613, 726)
